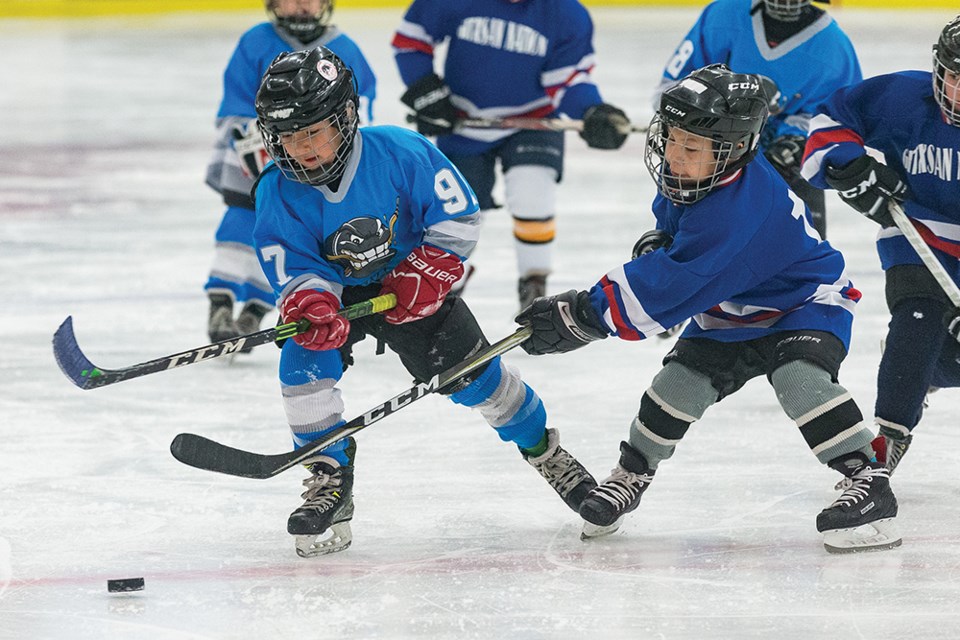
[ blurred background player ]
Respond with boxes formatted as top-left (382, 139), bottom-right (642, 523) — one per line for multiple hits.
top-left (516, 64), bottom-right (900, 553)
top-left (655, 0), bottom-right (861, 239)
top-left (203, 0), bottom-right (376, 344)
top-left (391, 0), bottom-right (631, 309)
top-left (252, 48), bottom-right (596, 557)
top-left (801, 14), bottom-right (960, 478)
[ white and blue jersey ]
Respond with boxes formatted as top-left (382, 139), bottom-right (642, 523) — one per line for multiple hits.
top-left (658, 0), bottom-right (861, 142)
top-left (254, 126), bottom-right (481, 303)
top-left (589, 156), bottom-right (861, 348)
top-left (802, 71), bottom-right (960, 271)
top-left (206, 22), bottom-right (377, 208)
top-left (392, 0), bottom-right (605, 156)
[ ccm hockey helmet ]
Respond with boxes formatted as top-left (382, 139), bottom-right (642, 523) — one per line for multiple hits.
top-left (255, 47), bottom-right (359, 187)
top-left (266, 0), bottom-right (333, 44)
top-left (933, 14), bottom-right (960, 127)
top-left (762, 0), bottom-right (811, 22)
top-left (645, 64), bottom-right (769, 204)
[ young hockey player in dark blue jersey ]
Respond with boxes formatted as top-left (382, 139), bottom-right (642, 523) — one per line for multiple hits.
top-left (203, 0), bottom-right (376, 346)
top-left (656, 0), bottom-right (861, 239)
top-left (517, 64), bottom-right (901, 553)
top-left (250, 47), bottom-right (596, 557)
top-left (392, 0), bottom-right (630, 308)
top-left (801, 14), bottom-right (960, 479)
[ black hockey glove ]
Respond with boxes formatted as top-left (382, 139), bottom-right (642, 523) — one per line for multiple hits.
top-left (632, 229), bottom-right (674, 260)
top-left (763, 134), bottom-right (807, 177)
top-left (580, 103), bottom-right (630, 150)
top-left (824, 155), bottom-right (907, 227)
top-left (401, 73), bottom-right (457, 137)
top-left (945, 307), bottom-right (960, 344)
top-left (515, 289), bottom-right (608, 355)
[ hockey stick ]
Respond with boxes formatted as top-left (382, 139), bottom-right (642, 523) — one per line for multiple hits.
top-left (169, 325), bottom-right (533, 479)
top-left (52, 293), bottom-right (397, 390)
top-left (888, 202), bottom-right (960, 307)
top-left (405, 113), bottom-right (648, 135)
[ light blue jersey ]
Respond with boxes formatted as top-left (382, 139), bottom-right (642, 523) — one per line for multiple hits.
top-left (254, 126), bottom-right (481, 303)
top-left (658, 0), bottom-right (861, 142)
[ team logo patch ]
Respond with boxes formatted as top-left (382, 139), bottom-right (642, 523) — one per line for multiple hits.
top-left (317, 60), bottom-right (338, 81)
top-left (323, 199), bottom-right (400, 278)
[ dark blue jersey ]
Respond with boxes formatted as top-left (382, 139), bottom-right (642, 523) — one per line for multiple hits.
top-left (392, 0), bottom-right (605, 156)
top-left (589, 156), bottom-right (860, 347)
top-left (802, 71), bottom-right (960, 269)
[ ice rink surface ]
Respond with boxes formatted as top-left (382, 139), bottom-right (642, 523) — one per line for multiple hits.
top-left (2, 6), bottom-right (959, 639)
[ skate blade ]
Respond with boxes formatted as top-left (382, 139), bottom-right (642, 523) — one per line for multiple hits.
top-left (822, 517), bottom-right (902, 554)
top-left (294, 521), bottom-right (353, 557)
top-left (581, 517), bottom-right (624, 541)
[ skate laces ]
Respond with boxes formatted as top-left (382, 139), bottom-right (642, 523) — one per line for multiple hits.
top-left (533, 447), bottom-right (591, 496)
top-left (300, 467), bottom-right (343, 511)
top-left (593, 467), bottom-right (654, 510)
top-left (885, 435), bottom-right (911, 471)
top-left (830, 465), bottom-right (889, 509)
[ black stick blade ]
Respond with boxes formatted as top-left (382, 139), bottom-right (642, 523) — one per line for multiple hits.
top-left (170, 433), bottom-right (299, 480)
top-left (52, 317), bottom-right (102, 390)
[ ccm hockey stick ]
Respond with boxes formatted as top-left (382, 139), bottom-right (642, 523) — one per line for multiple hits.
top-left (888, 202), bottom-right (960, 307)
top-left (405, 113), bottom-right (648, 135)
top-left (169, 325), bottom-right (533, 479)
top-left (53, 293), bottom-right (397, 390)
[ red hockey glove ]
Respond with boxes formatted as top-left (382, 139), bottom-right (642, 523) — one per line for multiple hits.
top-left (279, 289), bottom-right (349, 351)
top-left (379, 245), bottom-right (464, 324)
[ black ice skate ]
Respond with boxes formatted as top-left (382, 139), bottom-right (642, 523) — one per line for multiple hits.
top-left (517, 274), bottom-right (547, 311)
top-left (818, 452), bottom-right (901, 554)
top-left (871, 427), bottom-right (913, 476)
top-left (208, 294), bottom-right (240, 343)
top-left (522, 428), bottom-right (597, 513)
top-left (234, 302), bottom-right (269, 353)
top-left (579, 441), bottom-right (655, 540)
top-left (288, 449), bottom-right (355, 557)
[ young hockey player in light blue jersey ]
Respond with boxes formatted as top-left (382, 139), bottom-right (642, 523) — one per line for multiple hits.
top-left (657, 0), bottom-right (861, 238)
top-left (392, 0), bottom-right (630, 308)
top-left (517, 64), bottom-right (901, 554)
top-left (801, 15), bottom-right (960, 479)
top-left (251, 47), bottom-right (596, 557)
top-left (204, 0), bottom-right (376, 346)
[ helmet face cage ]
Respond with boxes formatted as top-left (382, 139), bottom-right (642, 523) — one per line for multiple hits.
top-left (644, 114), bottom-right (741, 205)
top-left (762, 0), bottom-right (811, 22)
top-left (644, 65), bottom-right (767, 205)
top-left (933, 15), bottom-right (960, 127)
top-left (256, 48), bottom-right (360, 187)
top-left (266, 0), bottom-right (334, 43)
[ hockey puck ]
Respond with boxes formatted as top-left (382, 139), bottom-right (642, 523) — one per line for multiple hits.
top-left (107, 577), bottom-right (144, 593)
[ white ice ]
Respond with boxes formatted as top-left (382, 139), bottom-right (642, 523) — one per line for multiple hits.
top-left (2, 7), bottom-right (959, 639)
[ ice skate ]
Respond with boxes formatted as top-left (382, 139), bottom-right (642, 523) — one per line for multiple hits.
top-left (517, 274), bottom-right (547, 311)
top-left (871, 427), bottom-right (913, 476)
top-left (522, 428), bottom-right (597, 513)
top-left (579, 442), bottom-right (654, 540)
top-left (208, 294), bottom-right (240, 343)
top-left (818, 452), bottom-right (901, 554)
top-left (288, 451), bottom-right (355, 557)
top-left (235, 302), bottom-right (269, 353)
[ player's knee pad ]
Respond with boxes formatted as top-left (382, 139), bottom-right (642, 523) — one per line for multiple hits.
top-left (770, 360), bottom-right (871, 463)
top-left (629, 362), bottom-right (718, 468)
top-left (504, 165), bottom-right (557, 242)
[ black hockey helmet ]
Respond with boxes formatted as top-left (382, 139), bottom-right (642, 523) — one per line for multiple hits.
top-left (762, 0), bottom-right (812, 22)
top-left (266, 0), bottom-right (333, 44)
top-left (933, 14), bottom-right (960, 127)
top-left (255, 47), bottom-right (359, 186)
top-left (644, 64), bottom-right (769, 204)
